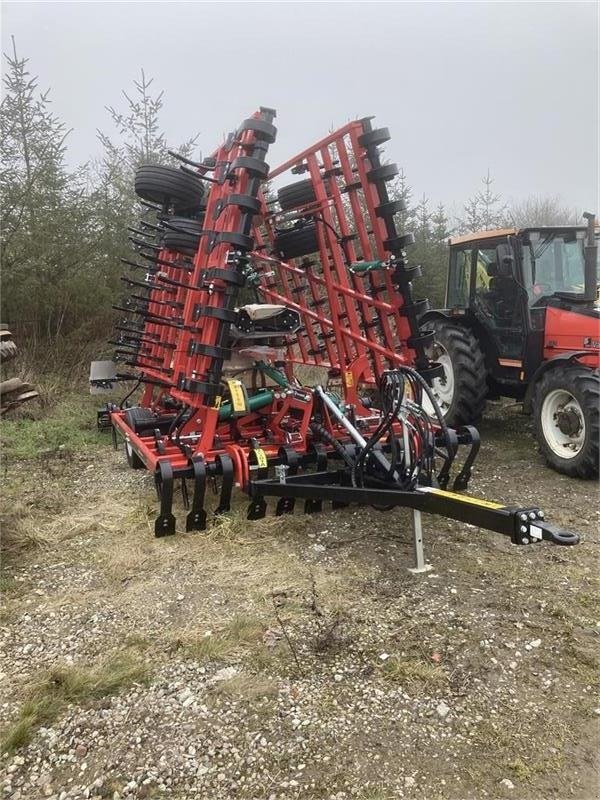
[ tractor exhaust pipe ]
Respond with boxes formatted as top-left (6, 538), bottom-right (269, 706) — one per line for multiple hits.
top-left (582, 211), bottom-right (598, 304)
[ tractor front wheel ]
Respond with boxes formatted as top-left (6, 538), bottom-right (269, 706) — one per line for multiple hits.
top-left (423, 321), bottom-right (487, 426)
top-left (532, 365), bottom-right (599, 478)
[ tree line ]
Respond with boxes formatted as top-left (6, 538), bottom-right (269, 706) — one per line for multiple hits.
top-left (0, 41), bottom-right (581, 372)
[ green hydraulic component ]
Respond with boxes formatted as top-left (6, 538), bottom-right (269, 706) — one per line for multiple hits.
top-left (255, 361), bottom-right (290, 388)
top-left (218, 388), bottom-right (274, 420)
top-left (349, 259), bottom-right (387, 275)
top-left (256, 360), bottom-right (343, 407)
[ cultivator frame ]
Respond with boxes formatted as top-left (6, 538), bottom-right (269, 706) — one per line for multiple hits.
top-left (91, 108), bottom-right (580, 553)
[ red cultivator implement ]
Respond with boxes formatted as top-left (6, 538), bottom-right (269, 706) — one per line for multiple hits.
top-left (91, 108), bottom-right (579, 561)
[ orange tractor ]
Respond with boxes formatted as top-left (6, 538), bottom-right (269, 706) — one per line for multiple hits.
top-left (421, 214), bottom-right (599, 478)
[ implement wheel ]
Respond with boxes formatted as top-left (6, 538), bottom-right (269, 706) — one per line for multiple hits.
top-left (135, 165), bottom-right (205, 211)
top-left (161, 216), bottom-right (204, 256)
top-left (423, 321), bottom-right (487, 425)
top-left (532, 365), bottom-right (599, 478)
top-left (274, 223), bottom-right (319, 260)
top-left (125, 440), bottom-right (145, 470)
top-left (278, 180), bottom-right (317, 211)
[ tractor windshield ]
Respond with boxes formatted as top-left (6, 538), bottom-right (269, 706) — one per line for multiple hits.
top-left (521, 230), bottom-right (587, 305)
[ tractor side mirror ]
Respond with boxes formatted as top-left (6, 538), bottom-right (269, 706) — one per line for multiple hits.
top-left (495, 243), bottom-right (514, 277)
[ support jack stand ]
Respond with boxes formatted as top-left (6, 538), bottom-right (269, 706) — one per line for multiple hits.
top-left (407, 509), bottom-right (433, 574)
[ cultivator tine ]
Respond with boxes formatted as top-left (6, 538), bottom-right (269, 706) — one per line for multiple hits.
top-left (186, 457), bottom-right (208, 532)
top-left (274, 447), bottom-right (300, 516)
top-left (451, 426), bottom-right (481, 491)
top-left (214, 455), bottom-right (234, 516)
top-left (154, 461), bottom-right (176, 537)
top-left (433, 427), bottom-right (458, 490)
top-left (247, 445), bottom-right (268, 519)
top-left (247, 496), bottom-right (267, 520)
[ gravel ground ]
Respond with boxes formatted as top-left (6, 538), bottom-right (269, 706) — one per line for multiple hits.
top-left (1, 402), bottom-right (599, 800)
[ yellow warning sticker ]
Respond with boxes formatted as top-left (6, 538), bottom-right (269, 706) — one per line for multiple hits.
top-left (254, 448), bottom-right (268, 469)
top-left (344, 371), bottom-right (354, 388)
top-left (213, 395), bottom-right (222, 409)
top-left (418, 486), bottom-right (505, 510)
top-left (226, 379), bottom-right (248, 413)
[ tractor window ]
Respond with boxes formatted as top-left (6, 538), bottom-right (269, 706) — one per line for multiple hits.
top-left (471, 242), bottom-right (525, 359)
top-left (521, 231), bottom-right (587, 304)
top-left (473, 245), bottom-right (522, 328)
top-left (447, 247), bottom-right (472, 307)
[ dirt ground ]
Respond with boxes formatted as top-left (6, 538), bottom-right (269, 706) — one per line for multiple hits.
top-left (1, 401), bottom-right (599, 800)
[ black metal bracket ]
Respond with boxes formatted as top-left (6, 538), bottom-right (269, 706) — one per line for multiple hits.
top-left (154, 461), bottom-right (176, 537)
top-left (248, 469), bottom-right (579, 546)
top-left (186, 456), bottom-right (208, 532)
top-left (214, 454), bottom-right (234, 515)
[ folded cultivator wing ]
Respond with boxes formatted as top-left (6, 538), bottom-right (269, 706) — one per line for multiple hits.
top-left (91, 108), bottom-right (580, 560)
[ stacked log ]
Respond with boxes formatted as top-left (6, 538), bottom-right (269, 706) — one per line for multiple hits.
top-left (0, 326), bottom-right (39, 415)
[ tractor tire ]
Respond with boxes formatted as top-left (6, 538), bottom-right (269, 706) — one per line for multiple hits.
top-left (424, 321), bottom-right (487, 426)
top-left (532, 365), bottom-right (599, 479)
top-left (278, 180), bottom-right (317, 211)
top-left (0, 339), bottom-right (17, 364)
top-left (135, 165), bottom-right (205, 211)
top-left (274, 223), bottom-right (319, 260)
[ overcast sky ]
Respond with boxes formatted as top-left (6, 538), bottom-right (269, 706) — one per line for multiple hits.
top-left (2, 1), bottom-right (598, 216)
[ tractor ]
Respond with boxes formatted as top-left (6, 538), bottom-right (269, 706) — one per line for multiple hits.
top-left (421, 214), bottom-right (599, 478)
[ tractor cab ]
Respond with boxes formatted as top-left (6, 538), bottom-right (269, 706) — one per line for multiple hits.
top-left (440, 220), bottom-right (598, 388)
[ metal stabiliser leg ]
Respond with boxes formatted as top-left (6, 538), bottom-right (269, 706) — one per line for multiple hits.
top-left (186, 456), bottom-right (207, 532)
top-left (155, 460), bottom-right (176, 537)
top-left (407, 509), bottom-right (433, 574)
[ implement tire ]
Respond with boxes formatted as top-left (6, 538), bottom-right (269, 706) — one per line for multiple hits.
top-left (161, 216), bottom-right (204, 256)
top-left (278, 179), bottom-right (317, 210)
top-left (532, 364), bottom-right (599, 478)
top-left (135, 165), bottom-right (205, 211)
top-left (424, 321), bottom-right (487, 425)
top-left (274, 223), bottom-right (319, 260)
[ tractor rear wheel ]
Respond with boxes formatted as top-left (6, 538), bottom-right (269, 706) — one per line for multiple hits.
top-left (532, 365), bottom-right (599, 478)
top-left (424, 321), bottom-right (487, 426)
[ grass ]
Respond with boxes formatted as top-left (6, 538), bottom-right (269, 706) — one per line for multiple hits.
top-left (173, 613), bottom-right (269, 666)
top-left (1, 649), bottom-right (151, 754)
top-left (381, 655), bottom-right (447, 689)
top-left (0, 391), bottom-right (106, 461)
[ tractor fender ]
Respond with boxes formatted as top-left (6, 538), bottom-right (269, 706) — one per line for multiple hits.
top-left (419, 309), bottom-right (454, 327)
top-left (523, 351), bottom-right (595, 413)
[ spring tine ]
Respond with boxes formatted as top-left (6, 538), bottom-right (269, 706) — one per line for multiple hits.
top-left (186, 457), bottom-right (208, 532)
top-left (154, 461), bottom-right (176, 537)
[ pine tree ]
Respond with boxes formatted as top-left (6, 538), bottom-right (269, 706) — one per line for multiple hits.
top-left (0, 38), bottom-right (100, 354)
top-left (0, 37), bottom-right (70, 248)
top-left (414, 193), bottom-right (431, 242)
top-left (458, 170), bottom-right (507, 233)
top-left (431, 203), bottom-right (449, 245)
top-left (396, 168), bottom-right (417, 233)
